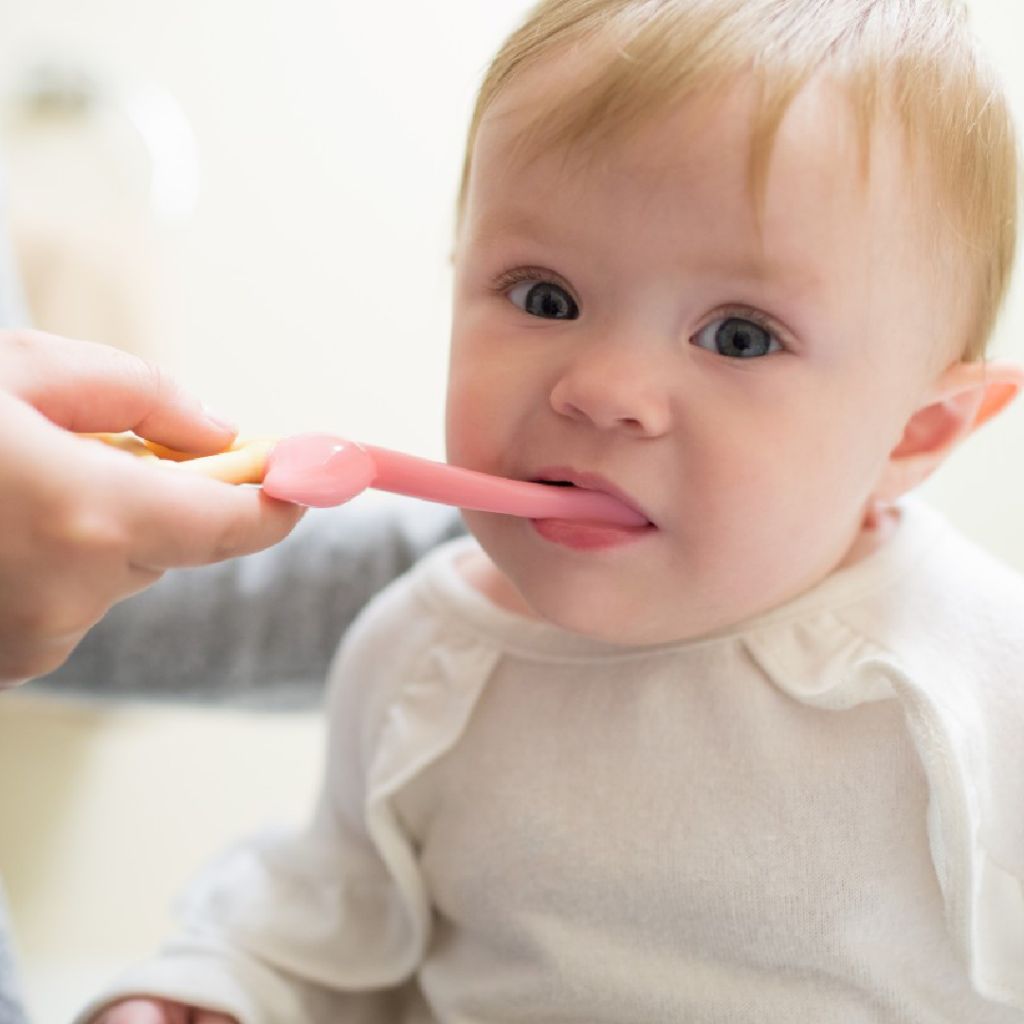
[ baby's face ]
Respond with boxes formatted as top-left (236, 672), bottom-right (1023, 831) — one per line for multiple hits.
top-left (447, 62), bottom-right (959, 644)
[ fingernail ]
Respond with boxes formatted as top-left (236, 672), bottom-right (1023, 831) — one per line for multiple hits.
top-left (201, 404), bottom-right (238, 434)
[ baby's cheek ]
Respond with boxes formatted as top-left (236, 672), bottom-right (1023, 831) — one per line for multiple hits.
top-left (445, 379), bottom-right (494, 469)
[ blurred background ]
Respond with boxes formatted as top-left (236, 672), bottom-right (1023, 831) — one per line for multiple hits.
top-left (0, 1), bottom-right (1021, 1021)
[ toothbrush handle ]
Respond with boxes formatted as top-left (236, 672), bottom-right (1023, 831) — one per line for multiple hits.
top-left (364, 446), bottom-right (646, 526)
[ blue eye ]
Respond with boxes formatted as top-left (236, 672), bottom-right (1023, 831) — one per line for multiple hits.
top-left (693, 316), bottom-right (781, 358)
top-left (508, 280), bottom-right (580, 320)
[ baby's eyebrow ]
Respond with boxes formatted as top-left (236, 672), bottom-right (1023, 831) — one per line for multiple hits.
top-left (469, 207), bottom-right (824, 296)
top-left (468, 209), bottom-right (548, 246)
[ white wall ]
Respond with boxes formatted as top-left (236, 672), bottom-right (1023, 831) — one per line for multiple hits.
top-left (0, 2), bottom-right (1022, 1022)
top-left (1, 0), bottom-right (533, 453)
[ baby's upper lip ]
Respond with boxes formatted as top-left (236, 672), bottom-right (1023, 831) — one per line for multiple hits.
top-left (530, 466), bottom-right (654, 525)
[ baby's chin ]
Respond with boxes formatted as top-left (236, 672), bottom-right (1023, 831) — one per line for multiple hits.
top-left (461, 549), bottom-right (708, 646)
top-left (457, 547), bottom-right (536, 618)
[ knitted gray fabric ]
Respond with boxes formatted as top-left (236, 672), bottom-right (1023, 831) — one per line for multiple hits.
top-left (0, 882), bottom-right (27, 1024)
top-left (35, 495), bottom-right (464, 708)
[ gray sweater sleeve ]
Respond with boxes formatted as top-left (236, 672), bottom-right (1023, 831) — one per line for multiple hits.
top-left (30, 494), bottom-right (464, 709)
top-left (0, 883), bottom-right (27, 1024)
top-left (0, 169), bottom-right (30, 1024)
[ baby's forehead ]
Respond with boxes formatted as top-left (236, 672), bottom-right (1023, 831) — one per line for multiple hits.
top-left (466, 72), bottom-right (963, 370)
top-left (471, 71), bottom-right (927, 251)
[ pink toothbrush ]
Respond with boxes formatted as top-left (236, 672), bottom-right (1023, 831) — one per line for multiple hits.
top-left (87, 431), bottom-right (648, 526)
top-left (263, 434), bottom-right (648, 526)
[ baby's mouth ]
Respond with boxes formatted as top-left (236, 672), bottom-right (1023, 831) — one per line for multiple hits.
top-left (530, 474), bottom-right (655, 528)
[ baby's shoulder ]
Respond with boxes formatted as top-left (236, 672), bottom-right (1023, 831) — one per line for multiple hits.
top-left (324, 538), bottom-right (497, 741)
top-left (335, 537), bottom-right (479, 658)
top-left (916, 522), bottom-right (1024, 635)
top-left (848, 514), bottom-right (1024, 678)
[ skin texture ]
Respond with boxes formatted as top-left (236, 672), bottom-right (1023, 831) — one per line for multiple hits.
top-left (0, 329), bottom-right (304, 687)
top-left (446, 62), bottom-right (1021, 645)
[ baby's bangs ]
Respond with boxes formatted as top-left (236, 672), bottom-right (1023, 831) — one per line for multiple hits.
top-left (507, 2), bottom-right (751, 161)
top-left (461, 1), bottom-right (927, 216)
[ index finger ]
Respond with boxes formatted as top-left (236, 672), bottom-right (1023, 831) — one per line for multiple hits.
top-left (1, 329), bottom-right (238, 455)
top-left (22, 408), bottom-right (307, 570)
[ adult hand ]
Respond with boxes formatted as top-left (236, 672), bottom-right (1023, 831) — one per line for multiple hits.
top-left (93, 997), bottom-right (237, 1024)
top-left (0, 329), bottom-right (304, 686)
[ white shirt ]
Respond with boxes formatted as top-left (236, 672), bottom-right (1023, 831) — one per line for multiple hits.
top-left (78, 500), bottom-right (1024, 1023)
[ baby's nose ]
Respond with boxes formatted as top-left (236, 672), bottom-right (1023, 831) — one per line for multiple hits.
top-left (548, 345), bottom-right (672, 437)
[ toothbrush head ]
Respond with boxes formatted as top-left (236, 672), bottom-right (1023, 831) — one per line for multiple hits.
top-left (263, 433), bottom-right (377, 507)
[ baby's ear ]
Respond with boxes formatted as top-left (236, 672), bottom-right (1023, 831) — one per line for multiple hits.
top-left (872, 360), bottom-right (1023, 503)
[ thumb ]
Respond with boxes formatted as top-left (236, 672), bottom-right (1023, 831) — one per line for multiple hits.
top-left (1, 329), bottom-right (238, 454)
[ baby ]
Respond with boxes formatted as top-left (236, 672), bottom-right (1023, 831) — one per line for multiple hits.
top-left (82, 0), bottom-right (1024, 1021)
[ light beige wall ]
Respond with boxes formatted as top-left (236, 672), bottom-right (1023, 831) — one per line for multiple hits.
top-left (0, 695), bottom-right (323, 1024)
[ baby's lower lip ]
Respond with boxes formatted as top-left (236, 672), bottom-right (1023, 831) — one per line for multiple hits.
top-left (531, 518), bottom-right (656, 551)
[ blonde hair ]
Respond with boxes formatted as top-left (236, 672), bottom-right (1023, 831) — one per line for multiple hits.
top-left (456, 0), bottom-right (1018, 360)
